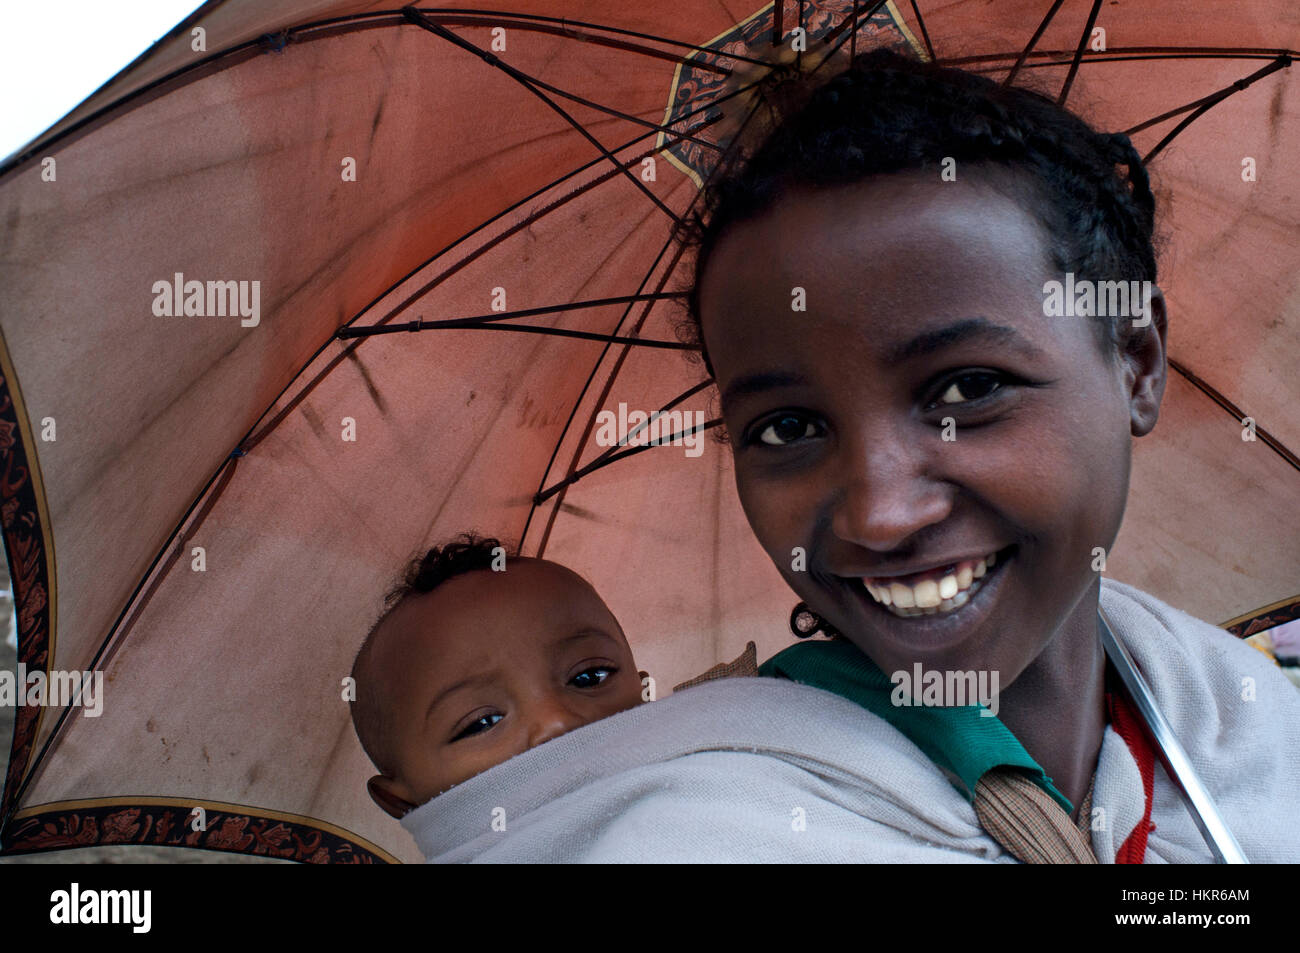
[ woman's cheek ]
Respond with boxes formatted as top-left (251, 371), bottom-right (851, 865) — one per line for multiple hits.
top-left (734, 463), bottom-right (814, 571)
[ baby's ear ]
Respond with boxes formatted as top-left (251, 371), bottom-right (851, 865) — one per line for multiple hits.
top-left (367, 775), bottom-right (418, 820)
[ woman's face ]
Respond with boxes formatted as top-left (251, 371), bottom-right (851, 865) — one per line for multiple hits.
top-left (697, 171), bottom-right (1164, 686)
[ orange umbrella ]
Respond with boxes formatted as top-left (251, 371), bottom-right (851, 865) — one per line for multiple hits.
top-left (0, 0), bottom-right (1295, 863)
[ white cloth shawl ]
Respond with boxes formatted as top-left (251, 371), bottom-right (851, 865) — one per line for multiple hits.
top-left (401, 580), bottom-right (1300, 863)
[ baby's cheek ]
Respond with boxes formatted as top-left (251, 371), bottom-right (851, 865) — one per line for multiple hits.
top-left (616, 673), bottom-right (648, 709)
top-left (436, 747), bottom-right (510, 794)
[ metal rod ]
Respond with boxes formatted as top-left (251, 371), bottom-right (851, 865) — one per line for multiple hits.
top-left (909, 0), bottom-right (936, 62)
top-left (1058, 0), bottom-right (1103, 105)
top-left (1004, 0), bottom-right (1066, 86)
top-left (1098, 612), bottom-right (1249, 863)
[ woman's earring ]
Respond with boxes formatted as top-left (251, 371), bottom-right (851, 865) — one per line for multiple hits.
top-left (790, 602), bottom-right (837, 639)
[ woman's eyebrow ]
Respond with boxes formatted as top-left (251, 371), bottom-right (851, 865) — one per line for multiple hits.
top-left (887, 317), bottom-right (1043, 363)
top-left (721, 370), bottom-right (809, 405)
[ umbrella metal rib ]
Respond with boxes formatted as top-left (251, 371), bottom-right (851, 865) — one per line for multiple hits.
top-left (1124, 55), bottom-right (1293, 135)
top-left (953, 47), bottom-right (1300, 72)
top-left (908, 0), bottom-right (937, 62)
top-left (1003, 0), bottom-right (1066, 86)
top-left (1168, 359), bottom-right (1300, 477)
top-left (399, 13), bottom-right (728, 153)
top-left (807, 0), bottom-right (894, 86)
top-left (532, 378), bottom-right (717, 506)
top-left (403, 6), bottom-right (683, 228)
top-left (524, 237), bottom-right (697, 556)
top-left (348, 321), bottom-right (698, 350)
top-left (533, 418), bottom-right (725, 507)
top-left (1141, 55), bottom-right (1293, 163)
top-left (851, 1), bottom-right (857, 60)
top-left (336, 292), bottom-right (689, 338)
top-left (410, 6), bottom-right (775, 69)
top-left (821, 0), bottom-right (892, 51)
top-left (1057, 0), bottom-right (1103, 106)
top-left (581, 379), bottom-right (714, 466)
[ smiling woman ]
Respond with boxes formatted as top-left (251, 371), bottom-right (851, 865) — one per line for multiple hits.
top-left (672, 48), bottom-right (1300, 863)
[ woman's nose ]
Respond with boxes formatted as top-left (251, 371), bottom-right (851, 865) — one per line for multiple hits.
top-left (525, 695), bottom-right (587, 750)
top-left (829, 434), bottom-right (952, 551)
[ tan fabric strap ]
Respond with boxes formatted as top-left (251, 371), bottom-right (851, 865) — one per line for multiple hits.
top-left (672, 641), bottom-right (760, 692)
top-left (974, 768), bottom-right (1099, 864)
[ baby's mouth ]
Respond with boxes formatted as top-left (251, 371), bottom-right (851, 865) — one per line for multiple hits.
top-left (859, 548), bottom-right (1010, 619)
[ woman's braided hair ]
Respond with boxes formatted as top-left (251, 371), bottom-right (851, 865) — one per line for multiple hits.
top-left (675, 48), bottom-right (1159, 363)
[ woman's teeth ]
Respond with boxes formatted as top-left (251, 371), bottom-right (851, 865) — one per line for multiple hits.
top-left (862, 553), bottom-right (998, 618)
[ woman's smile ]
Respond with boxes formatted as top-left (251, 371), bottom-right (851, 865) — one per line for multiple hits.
top-left (858, 546), bottom-right (1008, 617)
top-left (834, 545), bottom-right (1019, 656)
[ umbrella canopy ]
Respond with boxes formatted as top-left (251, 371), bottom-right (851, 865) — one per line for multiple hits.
top-left (1, 0), bottom-right (1296, 863)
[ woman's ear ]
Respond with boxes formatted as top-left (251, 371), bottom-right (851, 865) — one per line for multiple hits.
top-left (368, 774), bottom-right (418, 820)
top-left (1124, 285), bottom-right (1168, 438)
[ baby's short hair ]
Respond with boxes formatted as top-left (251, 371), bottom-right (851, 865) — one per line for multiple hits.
top-left (380, 533), bottom-right (509, 613)
top-left (350, 533), bottom-right (512, 775)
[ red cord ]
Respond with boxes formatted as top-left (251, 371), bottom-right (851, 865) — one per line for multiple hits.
top-left (1106, 688), bottom-right (1156, 863)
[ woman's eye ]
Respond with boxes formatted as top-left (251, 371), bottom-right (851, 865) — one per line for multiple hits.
top-left (755, 414), bottom-right (819, 447)
top-left (570, 666), bottom-right (614, 689)
top-left (934, 372), bottom-right (1003, 407)
top-left (452, 712), bottom-right (503, 742)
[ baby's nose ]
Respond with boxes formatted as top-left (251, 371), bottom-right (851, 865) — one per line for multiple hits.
top-left (525, 697), bottom-right (587, 750)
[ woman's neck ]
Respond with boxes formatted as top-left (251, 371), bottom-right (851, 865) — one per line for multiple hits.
top-left (995, 582), bottom-right (1108, 819)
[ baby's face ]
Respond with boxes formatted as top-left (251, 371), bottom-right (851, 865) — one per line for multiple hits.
top-left (366, 559), bottom-right (643, 816)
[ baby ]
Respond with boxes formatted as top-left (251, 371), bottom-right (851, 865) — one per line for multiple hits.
top-left (349, 534), bottom-right (644, 819)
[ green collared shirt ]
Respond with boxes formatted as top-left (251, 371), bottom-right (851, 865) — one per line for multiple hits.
top-left (758, 639), bottom-right (1072, 813)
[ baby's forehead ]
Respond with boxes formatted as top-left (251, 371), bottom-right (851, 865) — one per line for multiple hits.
top-left (377, 559), bottom-right (605, 651)
top-left (438, 556), bottom-right (593, 599)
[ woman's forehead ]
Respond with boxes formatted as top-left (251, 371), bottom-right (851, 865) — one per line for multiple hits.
top-left (698, 177), bottom-right (1059, 361)
top-left (707, 173), bottom-right (1049, 286)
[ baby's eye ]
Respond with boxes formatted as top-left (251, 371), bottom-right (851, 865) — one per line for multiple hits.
top-left (932, 372), bottom-right (1004, 408)
top-left (753, 413), bottom-right (821, 447)
top-left (570, 666), bottom-right (614, 688)
top-left (451, 712), bottom-right (503, 742)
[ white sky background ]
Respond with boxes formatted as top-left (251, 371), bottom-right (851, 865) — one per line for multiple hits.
top-left (0, 0), bottom-right (204, 160)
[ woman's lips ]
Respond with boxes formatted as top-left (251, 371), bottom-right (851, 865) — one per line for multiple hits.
top-left (860, 550), bottom-right (1004, 618)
